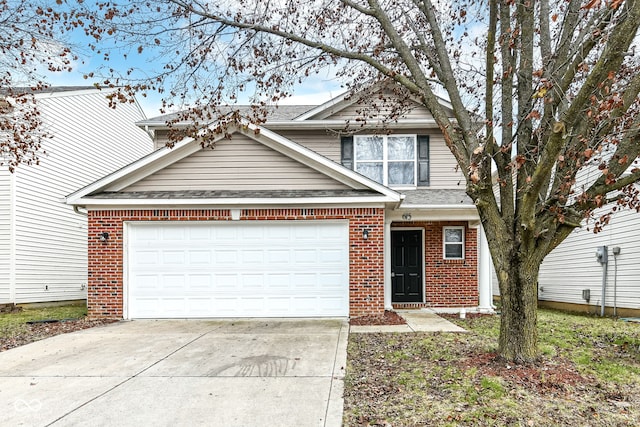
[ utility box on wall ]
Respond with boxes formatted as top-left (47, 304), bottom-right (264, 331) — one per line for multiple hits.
top-left (595, 246), bottom-right (608, 264)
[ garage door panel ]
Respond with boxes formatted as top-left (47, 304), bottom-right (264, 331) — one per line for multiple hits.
top-left (163, 251), bottom-right (185, 265)
top-left (189, 251), bottom-right (211, 265)
top-left (162, 227), bottom-right (186, 241)
top-left (127, 221), bottom-right (349, 318)
top-left (268, 250), bottom-right (290, 264)
top-left (216, 251), bottom-right (238, 264)
top-left (242, 250), bottom-right (264, 264)
top-left (189, 275), bottom-right (213, 289)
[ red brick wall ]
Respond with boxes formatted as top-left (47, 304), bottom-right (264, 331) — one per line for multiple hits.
top-left (87, 208), bottom-right (385, 319)
top-left (392, 221), bottom-right (478, 307)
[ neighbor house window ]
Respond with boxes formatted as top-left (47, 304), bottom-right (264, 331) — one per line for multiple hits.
top-left (354, 135), bottom-right (417, 187)
top-left (443, 226), bottom-right (464, 259)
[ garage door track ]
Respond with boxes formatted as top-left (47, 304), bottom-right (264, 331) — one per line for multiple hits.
top-left (0, 318), bottom-right (348, 427)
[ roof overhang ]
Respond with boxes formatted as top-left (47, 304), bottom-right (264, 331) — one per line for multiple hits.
top-left (67, 120), bottom-right (401, 207)
top-left (71, 197), bottom-right (391, 210)
top-left (388, 204), bottom-right (479, 221)
top-left (294, 83), bottom-right (454, 121)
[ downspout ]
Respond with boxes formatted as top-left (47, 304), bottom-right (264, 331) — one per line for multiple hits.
top-left (8, 171), bottom-right (16, 303)
top-left (596, 246), bottom-right (608, 317)
top-left (393, 194), bottom-right (406, 210)
top-left (612, 246), bottom-right (621, 317)
top-left (73, 205), bottom-right (88, 216)
top-left (600, 261), bottom-right (608, 317)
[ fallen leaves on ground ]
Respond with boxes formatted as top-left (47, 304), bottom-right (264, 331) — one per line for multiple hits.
top-left (344, 310), bottom-right (640, 426)
top-left (350, 310), bottom-right (407, 326)
top-left (1, 318), bottom-right (117, 352)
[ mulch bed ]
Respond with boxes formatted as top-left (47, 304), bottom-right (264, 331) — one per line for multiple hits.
top-left (350, 310), bottom-right (407, 325)
top-left (1, 318), bottom-right (118, 352)
top-left (458, 351), bottom-right (593, 394)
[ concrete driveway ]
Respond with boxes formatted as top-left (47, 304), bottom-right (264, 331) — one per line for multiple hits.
top-left (0, 318), bottom-right (348, 427)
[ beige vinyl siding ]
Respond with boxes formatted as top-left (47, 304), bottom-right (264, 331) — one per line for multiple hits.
top-left (538, 207), bottom-right (640, 311)
top-left (278, 128), bottom-right (463, 189)
top-left (275, 129), bottom-right (341, 162)
top-left (124, 134), bottom-right (351, 191)
top-left (324, 100), bottom-right (434, 121)
top-left (428, 133), bottom-right (466, 189)
top-left (0, 169), bottom-right (11, 302)
top-left (11, 90), bottom-right (152, 303)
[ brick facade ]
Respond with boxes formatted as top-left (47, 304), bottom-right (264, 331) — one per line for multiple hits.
top-left (392, 221), bottom-right (478, 308)
top-left (87, 207), bottom-right (385, 319)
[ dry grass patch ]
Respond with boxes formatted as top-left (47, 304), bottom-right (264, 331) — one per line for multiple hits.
top-left (344, 309), bottom-right (640, 426)
top-left (0, 304), bottom-right (115, 351)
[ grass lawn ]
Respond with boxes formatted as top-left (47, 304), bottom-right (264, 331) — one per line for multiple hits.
top-left (0, 304), bottom-right (97, 351)
top-left (344, 309), bottom-right (640, 426)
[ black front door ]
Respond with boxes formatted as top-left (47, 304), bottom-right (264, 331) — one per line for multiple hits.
top-left (391, 230), bottom-right (423, 303)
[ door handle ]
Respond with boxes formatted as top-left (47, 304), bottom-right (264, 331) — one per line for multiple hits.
top-left (391, 272), bottom-right (395, 277)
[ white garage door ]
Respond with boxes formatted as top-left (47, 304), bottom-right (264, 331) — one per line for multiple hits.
top-left (126, 221), bottom-right (349, 318)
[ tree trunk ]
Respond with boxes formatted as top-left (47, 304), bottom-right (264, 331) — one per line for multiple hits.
top-left (497, 256), bottom-right (540, 364)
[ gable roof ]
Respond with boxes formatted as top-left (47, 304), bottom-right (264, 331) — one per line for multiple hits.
top-left (135, 82), bottom-right (451, 131)
top-left (293, 83), bottom-right (454, 121)
top-left (136, 105), bottom-right (316, 128)
top-left (66, 120), bottom-right (401, 207)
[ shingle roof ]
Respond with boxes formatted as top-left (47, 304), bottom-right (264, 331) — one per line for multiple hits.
top-left (0, 86), bottom-right (99, 95)
top-left (86, 189), bottom-right (381, 199)
top-left (137, 105), bottom-right (316, 126)
top-left (401, 188), bottom-right (473, 206)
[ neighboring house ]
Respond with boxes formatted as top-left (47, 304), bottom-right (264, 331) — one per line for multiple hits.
top-left (66, 86), bottom-right (494, 319)
top-left (488, 148), bottom-right (640, 317)
top-left (535, 205), bottom-right (640, 317)
top-left (0, 87), bottom-right (153, 305)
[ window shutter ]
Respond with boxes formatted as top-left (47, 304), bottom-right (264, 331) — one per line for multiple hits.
top-left (417, 135), bottom-right (430, 186)
top-left (341, 135), bottom-right (354, 170)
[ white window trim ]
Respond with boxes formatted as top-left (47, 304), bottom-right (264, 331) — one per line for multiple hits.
top-left (443, 226), bottom-right (465, 260)
top-left (353, 134), bottom-right (417, 189)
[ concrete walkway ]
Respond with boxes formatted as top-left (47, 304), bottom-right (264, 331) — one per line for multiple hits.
top-left (350, 309), bottom-right (467, 333)
top-left (0, 318), bottom-right (347, 427)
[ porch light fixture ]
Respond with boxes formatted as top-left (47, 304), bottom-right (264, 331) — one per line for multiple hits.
top-left (362, 229), bottom-right (369, 240)
top-left (402, 213), bottom-right (412, 221)
top-left (99, 232), bottom-right (109, 242)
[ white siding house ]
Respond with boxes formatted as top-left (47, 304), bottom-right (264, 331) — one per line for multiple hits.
top-left (537, 206), bottom-right (640, 315)
top-left (0, 87), bottom-right (153, 304)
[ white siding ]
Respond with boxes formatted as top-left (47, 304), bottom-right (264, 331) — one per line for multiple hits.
top-left (0, 169), bottom-right (12, 302)
top-left (538, 208), bottom-right (640, 311)
top-left (124, 134), bottom-right (350, 192)
top-left (12, 90), bottom-right (153, 303)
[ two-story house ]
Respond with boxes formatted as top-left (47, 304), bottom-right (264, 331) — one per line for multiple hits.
top-left (66, 86), bottom-right (494, 319)
top-left (0, 87), bottom-right (153, 306)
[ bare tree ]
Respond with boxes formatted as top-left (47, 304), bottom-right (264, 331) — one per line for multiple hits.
top-left (69, 0), bottom-right (640, 363)
top-left (0, 0), bottom-right (74, 171)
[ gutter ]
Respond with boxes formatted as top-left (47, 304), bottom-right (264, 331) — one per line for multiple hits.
top-left (136, 118), bottom-right (442, 130)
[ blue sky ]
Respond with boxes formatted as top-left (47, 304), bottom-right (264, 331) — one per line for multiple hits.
top-left (43, 31), bottom-right (342, 119)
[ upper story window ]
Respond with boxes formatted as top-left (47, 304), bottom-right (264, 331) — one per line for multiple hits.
top-left (354, 135), bottom-right (416, 187)
top-left (341, 134), bottom-right (430, 188)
